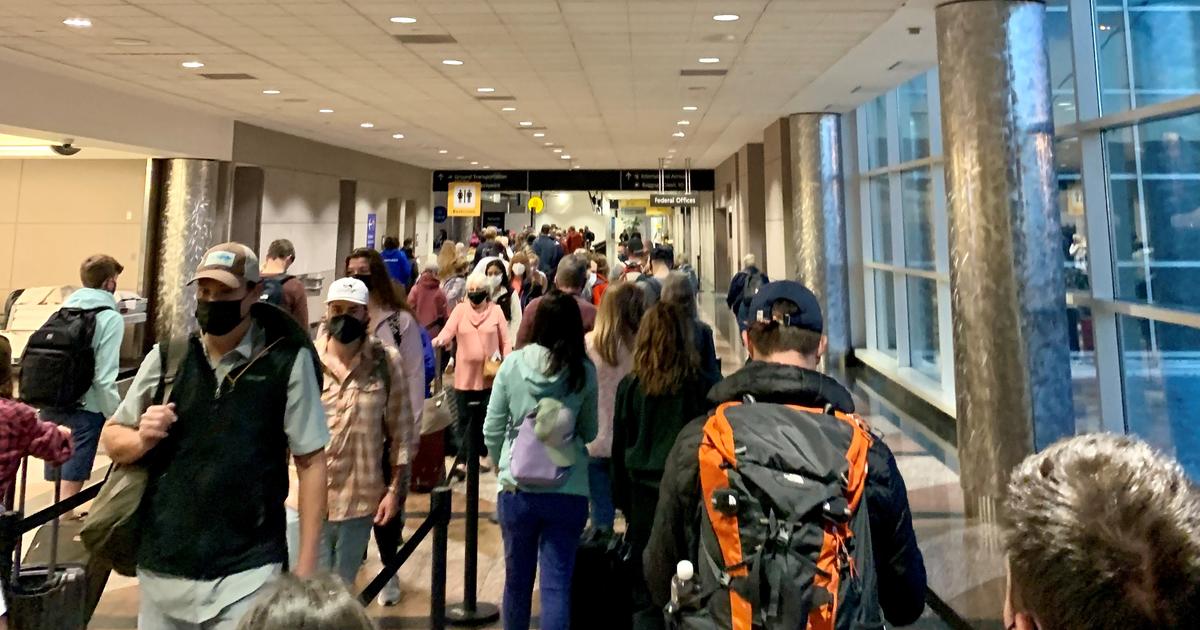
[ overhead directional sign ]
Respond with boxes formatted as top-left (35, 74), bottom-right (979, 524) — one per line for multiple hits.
top-left (448, 181), bottom-right (482, 217)
top-left (433, 170), bottom-right (528, 192)
top-left (650, 193), bottom-right (698, 207)
top-left (434, 169), bottom-right (715, 192)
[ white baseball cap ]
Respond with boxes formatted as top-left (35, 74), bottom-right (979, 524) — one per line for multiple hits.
top-left (326, 278), bottom-right (369, 306)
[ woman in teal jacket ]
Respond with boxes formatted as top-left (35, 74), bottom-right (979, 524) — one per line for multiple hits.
top-left (484, 291), bottom-right (598, 630)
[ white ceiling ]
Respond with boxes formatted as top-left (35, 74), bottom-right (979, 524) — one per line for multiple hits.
top-left (0, 0), bottom-right (911, 169)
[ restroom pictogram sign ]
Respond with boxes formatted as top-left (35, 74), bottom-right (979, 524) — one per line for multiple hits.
top-left (448, 181), bottom-right (482, 217)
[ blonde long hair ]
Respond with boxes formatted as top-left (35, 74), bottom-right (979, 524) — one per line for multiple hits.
top-left (437, 241), bottom-right (458, 281)
top-left (591, 283), bottom-right (647, 367)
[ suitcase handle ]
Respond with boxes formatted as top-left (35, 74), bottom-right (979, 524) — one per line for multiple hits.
top-left (12, 457), bottom-right (62, 586)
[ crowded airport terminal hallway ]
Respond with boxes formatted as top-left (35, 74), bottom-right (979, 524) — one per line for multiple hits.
top-left (11, 295), bottom-right (966, 629)
top-left (3, 0), bottom-right (1200, 629)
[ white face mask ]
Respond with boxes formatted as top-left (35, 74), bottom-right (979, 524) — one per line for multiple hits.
top-left (488, 275), bottom-right (502, 289)
top-left (587, 271), bottom-right (597, 286)
top-left (512, 262), bottom-right (527, 277)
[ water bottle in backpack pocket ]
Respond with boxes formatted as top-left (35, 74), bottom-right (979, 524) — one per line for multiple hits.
top-left (509, 398), bottom-right (576, 488)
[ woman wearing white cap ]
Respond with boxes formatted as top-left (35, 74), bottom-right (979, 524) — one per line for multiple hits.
top-left (308, 277), bottom-right (412, 587)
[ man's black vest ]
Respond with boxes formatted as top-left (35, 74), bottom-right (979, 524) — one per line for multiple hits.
top-left (137, 304), bottom-right (313, 579)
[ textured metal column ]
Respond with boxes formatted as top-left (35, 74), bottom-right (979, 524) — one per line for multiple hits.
top-left (147, 159), bottom-right (220, 342)
top-left (935, 0), bottom-right (1073, 515)
top-left (789, 113), bottom-right (850, 364)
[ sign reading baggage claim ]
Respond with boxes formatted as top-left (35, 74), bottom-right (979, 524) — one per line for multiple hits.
top-left (649, 193), bottom-right (698, 207)
top-left (448, 181), bottom-right (482, 217)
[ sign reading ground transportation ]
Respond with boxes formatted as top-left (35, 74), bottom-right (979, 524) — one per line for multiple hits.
top-left (433, 169), bottom-right (715, 192)
top-left (433, 170), bottom-right (528, 191)
top-left (448, 181), bottom-right (482, 217)
top-left (650, 193), bottom-right (698, 207)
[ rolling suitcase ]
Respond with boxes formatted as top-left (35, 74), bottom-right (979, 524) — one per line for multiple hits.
top-left (4, 463), bottom-right (90, 630)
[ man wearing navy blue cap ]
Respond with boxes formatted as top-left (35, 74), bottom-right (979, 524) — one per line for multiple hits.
top-left (645, 281), bottom-right (928, 628)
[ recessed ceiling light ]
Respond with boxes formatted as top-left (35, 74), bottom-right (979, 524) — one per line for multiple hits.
top-left (552, 148), bottom-right (563, 153)
top-left (456, 155), bottom-right (464, 159)
top-left (682, 105), bottom-right (699, 111)
top-left (668, 148), bottom-right (677, 153)
top-left (502, 106), bottom-right (516, 112)
top-left (519, 121), bottom-right (533, 126)
top-left (470, 161), bottom-right (479, 165)
top-left (677, 120), bottom-right (691, 125)
top-left (561, 155), bottom-right (571, 159)
top-left (699, 57), bottom-right (720, 64)
top-left (113, 38), bottom-right (149, 46)
top-left (438, 149), bottom-right (448, 154)
top-left (673, 131), bottom-right (686, 137)
top-left (713, 14), bottom-right (740, 22)
top-left (483, 165), bottom-right (491, 169)
top-left (392, 133), bottom-right (405, 139)
top-left (533, 132), bottom-right (545, 137)
top-left (476, 87), bottom-right (495, 93)
top-left (390, 17), bottom-right (417, 24)
top-left (573, 165), bottom-right (581, 169)
top-left (181, 61), bottom-right (205, 69)
top-left (544, 142), bottom-right (554, 146)
top-left (360, 122), bottom-right (374, 128)
top-left (262, 89), bottom-right (281, 95)
top-left (442, 59), bottom-right (464, 66)
top-left (63, 17), bottom-right (92, 29)
top-left (319, 108), bottom-right (334, 113)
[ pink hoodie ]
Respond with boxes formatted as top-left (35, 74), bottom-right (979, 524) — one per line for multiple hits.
top-left (433, 301), bottom-right (511, 391)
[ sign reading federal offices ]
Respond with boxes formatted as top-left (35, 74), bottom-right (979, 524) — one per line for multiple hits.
top-left (650, 193), bottom-right (698, 207)
top-left (434, 169), bottom-right (715, 192)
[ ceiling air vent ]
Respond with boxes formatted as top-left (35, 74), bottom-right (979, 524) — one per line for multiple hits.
top-left (393, 34), bottom-right (458, 45)
top-left (477, 95), bottom-right (516, 101)
top-left (200, 73), bottom-right (257, 80)
top-left (681, 69), bottom-right (727, 77)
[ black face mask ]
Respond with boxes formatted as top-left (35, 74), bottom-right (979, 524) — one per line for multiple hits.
top-left (350, 273), bottom-right (372, 288)
top-left (196, 299), bottom-right (246, 336)
top-left (468, 291), bottom-right (488, 305)
top-left (328, 314), bottom-right (367, 344)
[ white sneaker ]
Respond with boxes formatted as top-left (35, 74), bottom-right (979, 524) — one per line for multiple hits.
top-left (378, 576), bottom-right (403, 607)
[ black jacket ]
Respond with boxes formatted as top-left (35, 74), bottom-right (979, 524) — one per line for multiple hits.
top-left (726, 266), bottom-right (768, 314)
top-left (642, 361), bottom-right (928, 627)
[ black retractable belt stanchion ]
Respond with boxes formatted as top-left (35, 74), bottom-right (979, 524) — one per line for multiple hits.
top-left (430, 486), bottom-right (451, 630)
top-left (446, 403), bottom-right (499, 626)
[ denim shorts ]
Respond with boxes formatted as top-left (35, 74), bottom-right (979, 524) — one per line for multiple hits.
top-left (42, 409), bottom-right (105, 482)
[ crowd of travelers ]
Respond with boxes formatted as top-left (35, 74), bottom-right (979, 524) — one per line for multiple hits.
top-left (0, 227), bottom-right (1196, 630)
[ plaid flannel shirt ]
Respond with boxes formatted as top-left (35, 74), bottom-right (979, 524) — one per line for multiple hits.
top-left (317, 335), bottom-right (413, 522)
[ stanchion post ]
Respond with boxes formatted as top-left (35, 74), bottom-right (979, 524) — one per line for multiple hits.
top-left (447, 400), bottom-right (499, 626)
top-left (430, 486), bottom-right (451, 630)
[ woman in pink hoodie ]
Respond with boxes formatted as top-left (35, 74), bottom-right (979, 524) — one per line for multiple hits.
top-left (432, 272), bottom-right (511, 473)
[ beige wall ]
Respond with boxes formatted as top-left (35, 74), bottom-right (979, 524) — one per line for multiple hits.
top-left (0, 159), bottom-right (147, 302)
top-left (763, 118), bottom-right (794, 280)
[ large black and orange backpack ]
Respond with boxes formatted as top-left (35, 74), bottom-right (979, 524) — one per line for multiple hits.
top-left (674, 398), bottom-right (883, 630)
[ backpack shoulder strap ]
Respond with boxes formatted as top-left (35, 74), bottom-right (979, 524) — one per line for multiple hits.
top-left (697, 401), bottom-right (754, 628)
top-left (153, 335), bottom-right (192, 406)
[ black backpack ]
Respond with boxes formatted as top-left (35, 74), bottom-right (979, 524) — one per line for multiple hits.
top-left (19, 306), bottom-right (111, 409)
top-left (741, 270), bottom-right (764, 308)
top-left (259, 275), bottom-right (294, 307)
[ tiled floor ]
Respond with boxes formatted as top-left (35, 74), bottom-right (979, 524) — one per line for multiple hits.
top-left (15, 293), bottom-right (990, 629)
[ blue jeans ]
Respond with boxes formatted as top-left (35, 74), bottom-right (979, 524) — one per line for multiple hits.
top-left (587, 458), bottom-right (615, 530)
top-left (41, 409), bottom-right (104, 482)
top-left (321, 516), bottom-right (375, 587)
top-left (497, 492), bottom-right (589, 630)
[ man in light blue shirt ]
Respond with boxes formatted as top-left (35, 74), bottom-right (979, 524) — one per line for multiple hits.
top-left (42, 255), bottom-right (125, 510)
top-left (101, 242), bottom-right (329, 630)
